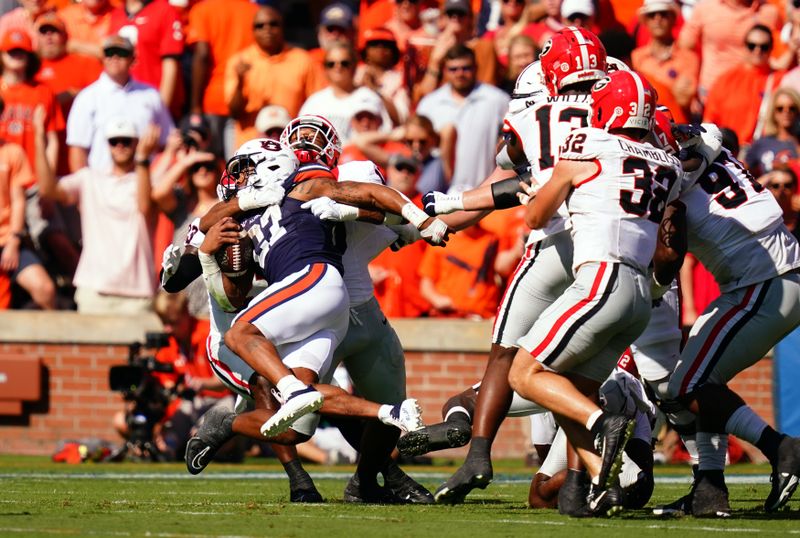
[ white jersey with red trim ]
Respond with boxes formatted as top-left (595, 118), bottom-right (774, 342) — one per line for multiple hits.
top-left (560, 127), bottom-right (682, 274)
top-left (335, 160), bottom-right (398, 306)
top-left (503, 94), bottom-right (593, 244)
top-left (679, 149), bottom-right (800, 292)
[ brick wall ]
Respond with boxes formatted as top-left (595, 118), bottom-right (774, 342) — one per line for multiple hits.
top-left (0, 314), bottom-right (777, 458)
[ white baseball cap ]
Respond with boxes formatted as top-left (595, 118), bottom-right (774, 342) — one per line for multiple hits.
top-left (351, 90), bottom-right (383, 118)
top-left (255, 105), bottom-right (291, 133)
top-left (561, 0), bottom-right (595, 18)
top-left (105, 117), bottom-right (138, 139)
top-left (638, 0), bottom-right (679, 16)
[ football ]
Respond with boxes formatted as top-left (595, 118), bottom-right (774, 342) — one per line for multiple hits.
top-left (214, 231), bottom-right (254, 277)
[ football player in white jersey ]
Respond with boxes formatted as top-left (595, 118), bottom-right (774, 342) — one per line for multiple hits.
top-left (654, 137), bottom-right (800, 516)
top-left (507, 69), bottom-right (682, 516)
top-left (411, 27), bottom-right (610, 506)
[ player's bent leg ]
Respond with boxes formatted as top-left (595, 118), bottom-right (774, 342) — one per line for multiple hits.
top-left (398, 387), bottom-right (475, 458)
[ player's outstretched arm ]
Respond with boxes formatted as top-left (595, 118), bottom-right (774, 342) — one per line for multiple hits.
top-left (422, 166), bottom-right (520, 217)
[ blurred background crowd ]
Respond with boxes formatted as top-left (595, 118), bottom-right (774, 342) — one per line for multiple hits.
top-left (2, 0), bottom-right (800, 462)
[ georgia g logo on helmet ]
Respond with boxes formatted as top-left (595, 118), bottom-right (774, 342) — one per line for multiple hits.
top-left (592, 76), bottom-right (611, 92)
top-left (540, 38), bottom-right (552, 57)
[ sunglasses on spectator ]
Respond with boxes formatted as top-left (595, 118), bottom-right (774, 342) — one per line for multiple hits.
top-left (395, 164), bottom-right (418, 174)
top-left (104, 47), bottom-right (132, 58)
top-left (6, 48), bottom-right (29, 58)
top-left (324, 25), bottom-right (348, 33)
top-left (775, 105), bottom-right (798, 113)
top-left (768, 182), bottom-right (795, 191)
top-left (253, 20), bottom-right (281, 30)
top-left (397, 0), bottom-right (419, 4)
top-left (645, 10), bottom-right (671, 18)
top-left (38, 25), bottom-right (61, 35)
top-left (189, 161), bottom-right (217, 174)
top-left (447, 64), bottom-right (475, 73)
top-left (502, 0), bottom-right (526, 4)
top-left (108, 137), bottom-right (134, 148)
top-left (325, 59), bottom-right (353, 69)
top-left (746, 41), bottom-right (771, 52)
top-left (445, 10), bottom-right (468, 18)
top-left (404, 137), bottom-right (428, 146)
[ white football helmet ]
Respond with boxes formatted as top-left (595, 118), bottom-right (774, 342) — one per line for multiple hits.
top-left (606, 55), bottom-right (631, 73)
top-left (218, 138), bottom-right (299, 201)
top-left (280, 114), bottom-right (342, 168)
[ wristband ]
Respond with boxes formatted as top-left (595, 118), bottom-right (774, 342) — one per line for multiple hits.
top-left (383, 213), bottom-right (404, 225)
top-left (401, 202), bottom-right (429, 229)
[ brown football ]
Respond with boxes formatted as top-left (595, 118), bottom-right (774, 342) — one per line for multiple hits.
top-left (215, 232), bottom-right (254, 277)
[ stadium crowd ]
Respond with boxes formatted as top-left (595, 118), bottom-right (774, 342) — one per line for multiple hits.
top-left (3, 0), bottom-right (800, 517)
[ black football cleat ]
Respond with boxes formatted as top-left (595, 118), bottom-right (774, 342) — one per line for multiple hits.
top-left (434, 457), bottom-right (492, 504)
top-left (591, 414), bottom-right (635, 490)
top-left (343, 474), bottom-right (403, 504)
top-left (558, 469), bottom-right (590, 516)
top-left (692, 470), bottom-right (731, 518)
top-left (184, 405), bottom-right (236, 475)
top-left (397, 419), bottom-right (472, 457)
top-left (765, 436), bottom-right (800, 512)
top-left (587, 483), bottom-right (624, 518)
top-left (653, 465), bottom-right (697, 517)
top-left (383, 464), bottom-right (434, 504)
top-left (290, 486), bottom-right (324, 503)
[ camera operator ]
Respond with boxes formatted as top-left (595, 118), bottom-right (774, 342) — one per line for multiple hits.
top-left (111, 290), bottom-right (228, 461)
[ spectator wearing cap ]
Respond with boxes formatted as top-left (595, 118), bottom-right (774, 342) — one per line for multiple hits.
top-left (704, 23), bottom-right (785, 146)
top-left (300, 42), bottom-right (391, 144)
top-left (419, 219), bottom-right (502, 319)
top-left (356, 27), bottom-right (409, 124)
top-left (417, 44), bottom-right (509, 193)
top-left (679, 0), bottom-right (780, 96)
top-left (369, 150), bottom-right (431, 318)
top-left (309, 3), bottom-right (356, 71)
top-left (340, 93), bottom-right (391, 165)
top-left (36, 115), bottom-right (161, 314)
top-left (186, 0), bottom-right (258, 158)
top-left (385, 0), bottom-right (423, 52)
top-left (255, 104), bottom-right (291, 140)
top-left (0, 97), bottom-right (56, 310)
top-left (632, 0), bottom-right (699, 123)
top-left (66, 35), bottom-right (173, 173)
top-left (412, 0), bottom-right (499, 103)
top-left (559, 0), bottom-right (595, 28)
top-left (58, 0), bottom-right (115, 60)
top-left (34, 13), bottom-right (102, 167)
top-left (225, 5), bottom-right (322, 149)
top-left (109, 0), bottom-right (185, 113)
top-left (0, 0), bottom-right (52, 47)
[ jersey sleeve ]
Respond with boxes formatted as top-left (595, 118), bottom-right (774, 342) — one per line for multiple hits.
top-left (160, 6), bottom-right (185, 58)
top-left (558, 127), bottom-right (610, 161)
top-left (292, 162), bottom-right (336, 184)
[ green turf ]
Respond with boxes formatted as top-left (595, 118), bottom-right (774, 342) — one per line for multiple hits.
top-left (0, 456), bottom-right (797, 537)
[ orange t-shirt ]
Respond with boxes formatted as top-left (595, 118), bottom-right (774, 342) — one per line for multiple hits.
top-left (419, 225), bottom-right (501, 319)
top-left (0, 80), bottom-right (65, 177)
top-left (703, 63), bottom-right (783, 145)
top-left (0, 141), bottom-right (33, 246)
top-left (224, 44), bottom-right (323, 147)
top-left (370, 236), bottom-right (430, 318)
top-left (631, 46), bottom-right (699, 124)
top-left (58, 3), bottom-right (114, 48)
top-left (186, 0), bottom-right (259, 116)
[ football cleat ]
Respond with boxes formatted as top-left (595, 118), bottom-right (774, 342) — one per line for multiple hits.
top-left (383, 464), bottom-right (434, 504)
top-left (184, 405), bottom-right (236, 475)
top-left (591, 413), bottom-right (635, 490)
top-left (558, 469), bottom-right (590, 516)
top-left (396, 419), bottom-right (472, 457)
top-left (692, 470), bottom-right (731, 518)
top-left (434, 458), bottom-right (493, 504)
top-left (587, 483), bottom-right (624, 518)
top-left (343, 474), bottom-right (403, 504)
top-left (652, 492), bottom-right (692, 517)
top-left (290, 486), bottom-right (324, 503)
top-left (260, 385), bottom-right (324, 438)
top-left (380, 398), bottom-right (425, 433)
top-left (765, 436), bottom-right (800, 512)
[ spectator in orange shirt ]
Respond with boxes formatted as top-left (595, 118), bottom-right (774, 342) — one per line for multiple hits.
top-left (308, 3), bottom-right (356, 72)
top-left (679, 0), bottom-right (781, 96)
top-left (419, 220), bottom-right (502, 319)
top-left (369, 152), bottom-right (430, 318)
top-left (704, 23), bottom-right (784, 146)
top-left (356, 27), bottom-right (409, 124)
top-left (0, 0), bottom-right (51, 47)
top-left (0, 110), bottom-right (55, 310)
top-left (186, 0), bottom-right (258, 158)
top-left (631, 0), bottom-right (699, 123)
top-left (224, 5), bottom-right (322, 148)
top-left (58, 0), bottom-right (114, 60)
top-left (385, 0), bottom-right (423, 52)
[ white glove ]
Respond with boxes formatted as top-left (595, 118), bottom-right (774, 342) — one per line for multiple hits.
top-left (388, 223), bottom-right (422, 250)
top-left (160, 244), bottom-right (182, 286)
top-left (679, 123), bottom-right (723, 164)
top-left (516, 181), bottom-right (538, 206)
top-left (420, 218), bottom-right (450, 246)
top-left (301, 197), bottom-right (359, 221)
top-left (237, 182), bottom-right (285, 211)
top-left (422, 191), bottom-right (464, 216)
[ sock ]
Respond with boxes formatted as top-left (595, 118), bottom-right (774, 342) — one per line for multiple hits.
top-left (467, 436), bottom-right (492, 461)
top-left (276, 375), bottom-right (307, 401)
top-left (586, 409), bottom-right (604, 432)
top-left (283, 459), bottom-right (314, 490)
top-left (682, 435), bottom-right (699, 466)
top-left (444, 406), bottom-right (471, 424)
top-left (725, 405), bottom-right (769, 444)
top-left (696, 432), bottom-right (728, 471)
top-left (755, 426), bottom-right (784, 466)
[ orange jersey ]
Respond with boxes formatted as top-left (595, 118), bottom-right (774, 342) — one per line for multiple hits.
top-left (0, 141), bottom-right (33, 246)
top-left (58, 3), bottom-right (115, 48)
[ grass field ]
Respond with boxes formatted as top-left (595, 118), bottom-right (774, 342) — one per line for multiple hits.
top-left (1, 456), bottom-right (798, 538)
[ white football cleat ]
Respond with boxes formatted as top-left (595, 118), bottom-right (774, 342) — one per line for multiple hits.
top-left (260, 386), bottom-right (324, 438)
top-left (380, 398), bottom-right (425, 433)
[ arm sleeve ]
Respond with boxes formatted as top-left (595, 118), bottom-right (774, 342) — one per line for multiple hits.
top-left (162, 253), bottom-right (202, 292)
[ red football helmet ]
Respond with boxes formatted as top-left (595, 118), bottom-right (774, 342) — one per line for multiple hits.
top-left (653, 105), bottom-right (678, 153)
top-left (540, 27), bottom-right (607, 94)
top-left (279, 114), bottom-right (342, 168)
top-left (591, 70), bottom-right (658, 134)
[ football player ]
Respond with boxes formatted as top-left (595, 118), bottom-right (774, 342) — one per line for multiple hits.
top-left (507, 69), bottom-right (682, 516)
top-left (654, 122), bottom-right (800, 517)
